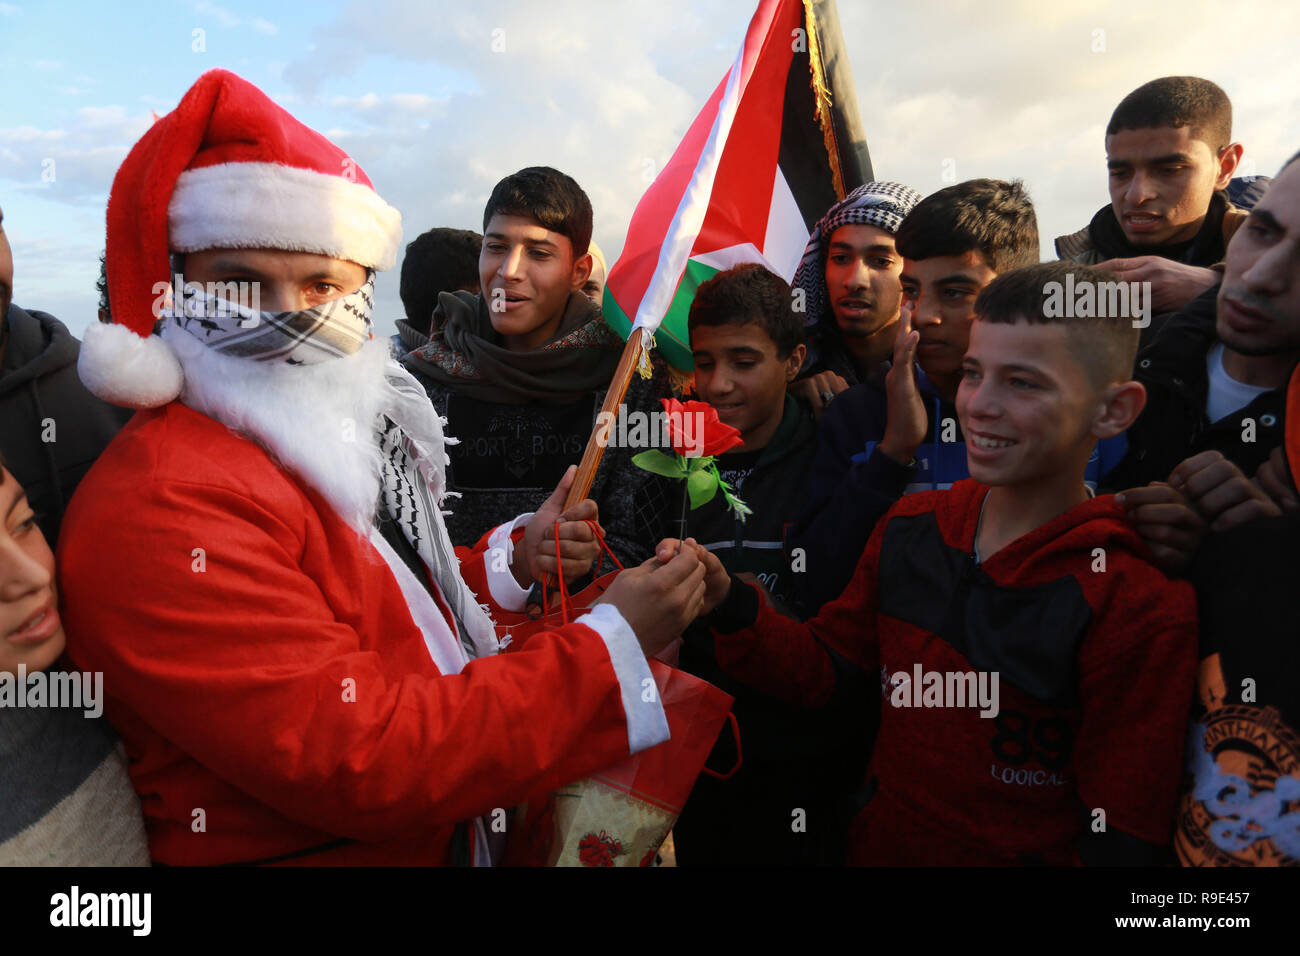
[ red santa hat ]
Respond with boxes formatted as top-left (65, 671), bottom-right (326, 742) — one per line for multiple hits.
top-left (81, 68), bottom-right (402, 408)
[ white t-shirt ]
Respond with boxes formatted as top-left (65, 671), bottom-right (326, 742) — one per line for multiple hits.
top-left (1206, 342), bottom-right (1271, 424)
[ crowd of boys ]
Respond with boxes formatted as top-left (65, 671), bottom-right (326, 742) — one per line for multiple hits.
top-left (2, 70), bottom-right (1297, 867)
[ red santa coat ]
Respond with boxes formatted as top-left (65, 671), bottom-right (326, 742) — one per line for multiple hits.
top-left (57, 402), bottom-right (666, 865)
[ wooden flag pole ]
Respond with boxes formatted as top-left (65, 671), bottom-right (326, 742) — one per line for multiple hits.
top-left (564, 326), bottom-right (649, 510)
top-left (528, 326), bottom-right (649, 610)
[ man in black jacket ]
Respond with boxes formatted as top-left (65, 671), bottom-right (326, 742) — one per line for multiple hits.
top-left (1105, 151), bottom-right (1300, 492)
top-left (0, 204), bottom-right (132, 544)
top-left (1055, 76), bottom-right (1254, 340)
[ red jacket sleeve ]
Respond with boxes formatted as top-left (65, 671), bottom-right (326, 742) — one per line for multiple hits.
top-left (708, 514), bottom-right (886, 709)
top-left (60, 475), bottom-right (655, 844)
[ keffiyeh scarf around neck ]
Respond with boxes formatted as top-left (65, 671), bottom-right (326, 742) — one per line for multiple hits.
top-left (376, 372), bottom-right (499, 661)
top-left (404, 290), bottom-right (622, 405)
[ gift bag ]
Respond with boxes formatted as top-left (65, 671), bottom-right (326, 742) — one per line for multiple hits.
top-left (497, 522), bottom-right (739, 866)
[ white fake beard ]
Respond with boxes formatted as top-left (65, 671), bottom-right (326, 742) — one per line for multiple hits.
top-left (161, 324), bottom-right (396, 533)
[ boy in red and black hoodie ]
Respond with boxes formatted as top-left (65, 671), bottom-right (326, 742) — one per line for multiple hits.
top-left (663, 261), bottom-right (1199, 865)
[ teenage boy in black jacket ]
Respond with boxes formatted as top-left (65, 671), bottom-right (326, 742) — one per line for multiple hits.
top-left (636, 263), bottom-right (866, 866)
top-left (401, 168), bottom-right (667, 566)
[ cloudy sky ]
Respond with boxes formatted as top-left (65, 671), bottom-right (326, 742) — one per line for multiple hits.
top-left (2, 0), bottom-right (1297, 340)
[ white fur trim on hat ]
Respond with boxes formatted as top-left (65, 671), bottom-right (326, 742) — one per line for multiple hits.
top-left (78, 321), bottom-right (184, 409)
top-left (167, 162), bottom-right (403, 271)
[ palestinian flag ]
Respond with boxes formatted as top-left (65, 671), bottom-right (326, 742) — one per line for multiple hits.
top-left (603, 0), bottom-right (874, 371)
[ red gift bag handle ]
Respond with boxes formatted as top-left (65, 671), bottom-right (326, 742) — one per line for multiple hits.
top-left (552, 519), bottom-right (624, 625)
top-left (700, 712), bottom-right (742, 780)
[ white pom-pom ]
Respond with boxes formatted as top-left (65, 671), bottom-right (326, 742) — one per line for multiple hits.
top-left (78, 322), bottom-right (184, 409)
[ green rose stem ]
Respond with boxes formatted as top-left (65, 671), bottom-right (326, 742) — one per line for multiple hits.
top-left (675, 479), bottom-right (690, 554)
top-left (631, 448), bottom-right (751, 557)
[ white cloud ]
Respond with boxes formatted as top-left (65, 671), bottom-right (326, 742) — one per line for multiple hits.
top-left (193, 0), bottom-right (239, 28)
top-left (0, 105), bottom-right (151, 205)
top-left (192, 0), bottom-right (278, 36)
top-left (8, 0), bottom-right (1300, 338)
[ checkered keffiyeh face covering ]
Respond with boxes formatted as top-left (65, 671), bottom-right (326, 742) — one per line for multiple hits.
top-left (792, 181), bottom-right (924, 327)
top-left (166, 271), bottom-right (376, 365)
top-left (166, 266), bottom-right (499, 661)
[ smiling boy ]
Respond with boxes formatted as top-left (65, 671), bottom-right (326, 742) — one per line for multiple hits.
top-left (676, 261), bottom-right (1198, 865)
top-left (640, 263), bottom-right (812, 617)
top-left (635, 263), bottom-right (863, 866)
top-left (402, 167), bottom-right (666, 563)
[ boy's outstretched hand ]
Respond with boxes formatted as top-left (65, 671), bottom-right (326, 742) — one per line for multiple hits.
top-left (879, 301), bottom-right (928, 465)
top-left (596, 548), bottom-right (707, 658)
top-left (514, 465), bottom-right (603, 587)
top-left (654, 537), bottom-right (731, 615)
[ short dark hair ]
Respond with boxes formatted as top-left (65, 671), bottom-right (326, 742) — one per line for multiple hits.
top-left (1107, 76), bottom-right (1232, 151)
top-left (482, 166), bottom-right (593, 259)
top-left (1282, 150), bottom-right (1300, 175)
top-left (95, 251), bottom-right (111, 323)
top-left (688, 263), bottom-right (804, 359)
top-left (974, 261), bottom-right (1140, 387)
top-left (895, 179), bottom-right (1038, 273)
top-left (399, 227), bottom-right (482, 333)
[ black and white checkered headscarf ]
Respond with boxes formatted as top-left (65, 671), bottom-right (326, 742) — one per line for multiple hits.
top-left (166, 271), bottom-right (376, 365)
top-left (792, 181), bottom-right (924, 328)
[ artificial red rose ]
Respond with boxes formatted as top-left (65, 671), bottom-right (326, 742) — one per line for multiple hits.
top-left (661, 397), bottom-right (744, 458)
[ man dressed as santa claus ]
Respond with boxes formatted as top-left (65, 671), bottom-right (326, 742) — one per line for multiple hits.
top-left (57, 69), bottom-right (707, 866)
